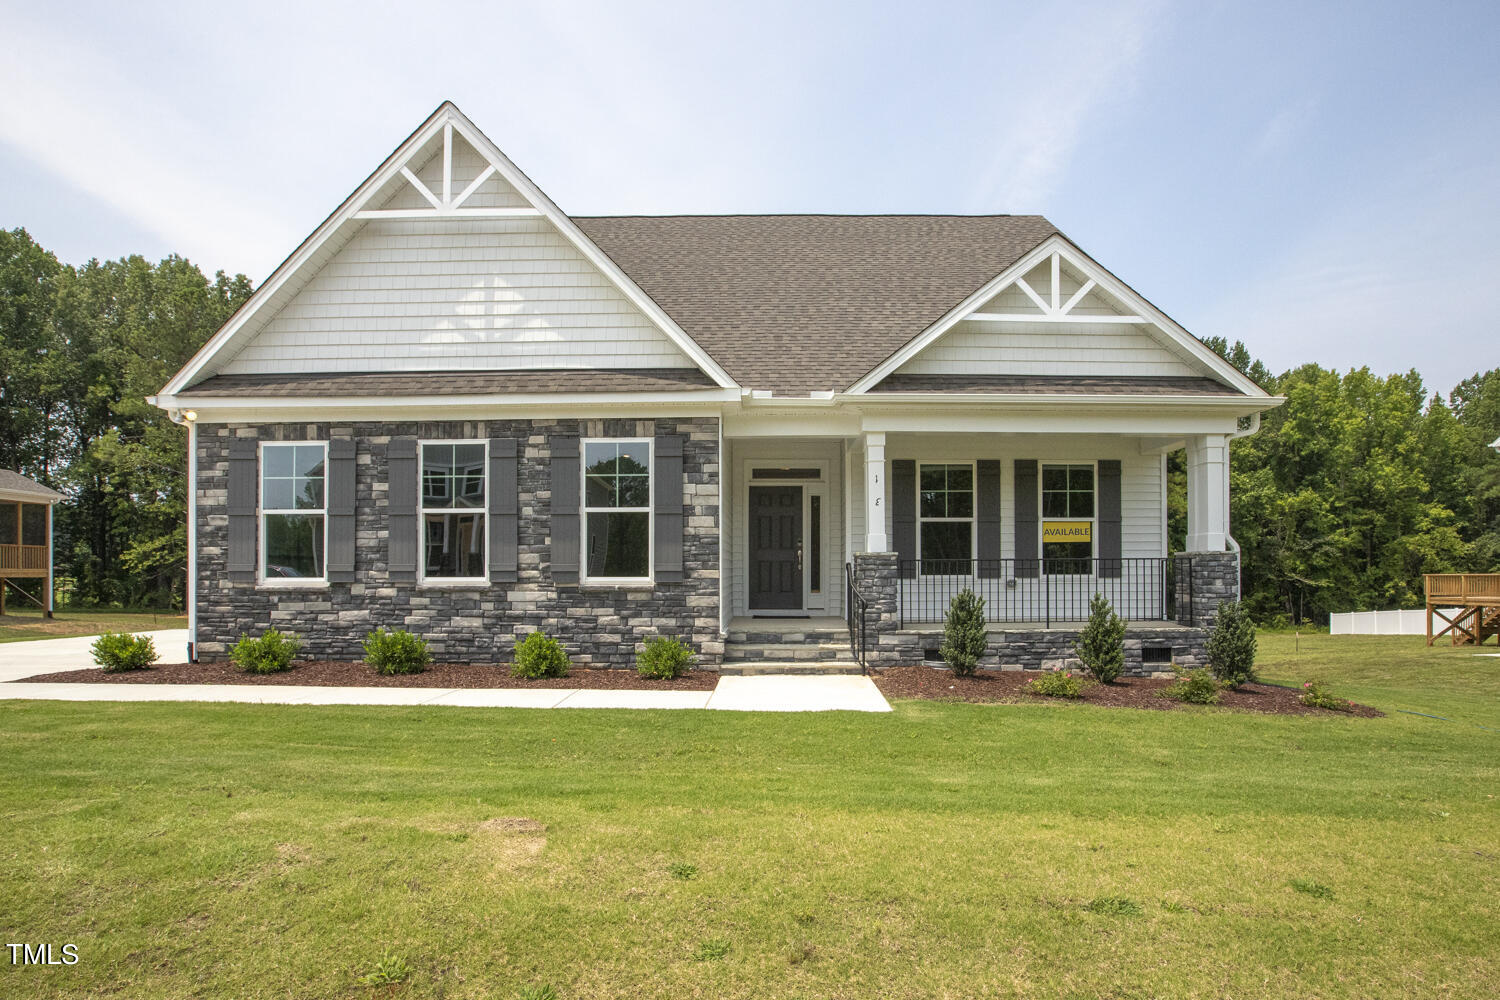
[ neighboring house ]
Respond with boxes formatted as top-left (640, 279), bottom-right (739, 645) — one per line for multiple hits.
top-left (0, 469), bottom-right (62, 618)
top-left (150, 102), bottom-right (1282, 672)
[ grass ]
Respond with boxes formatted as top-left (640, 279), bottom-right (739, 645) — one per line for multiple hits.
top-left (0, 634), bottom-right (1496, 997)
top-left (0, 605), bottom-right (184, 643)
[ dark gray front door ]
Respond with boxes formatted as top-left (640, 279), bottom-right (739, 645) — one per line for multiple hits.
top-left (749, 485), bottom-right (802, 611)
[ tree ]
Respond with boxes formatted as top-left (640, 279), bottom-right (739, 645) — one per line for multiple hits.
top-left (1075, 592), bottom-right (1125, 683)
top-left (940, 589), bottom-right (987, 677)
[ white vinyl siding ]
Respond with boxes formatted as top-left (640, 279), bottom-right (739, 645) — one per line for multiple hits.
top-left (895, 258), bottom-right (1203, 378)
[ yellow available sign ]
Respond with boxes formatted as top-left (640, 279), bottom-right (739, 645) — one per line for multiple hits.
top-left (1042, 521), bottom-right (1092, 543)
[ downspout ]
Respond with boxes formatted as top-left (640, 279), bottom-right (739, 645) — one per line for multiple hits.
top-left (1223, 412), bottom-right (1262, 597)
top-left (167, 408), bottom-right (199, 662)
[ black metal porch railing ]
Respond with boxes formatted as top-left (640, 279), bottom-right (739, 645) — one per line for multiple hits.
top-left (896, 557), bottom-right (1174, 627)
top-left (845, 562), bottom-right (870, 672)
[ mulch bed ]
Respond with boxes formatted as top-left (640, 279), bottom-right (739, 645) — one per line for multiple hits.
top-left (16, 660), bottom-right (718, 691)
top-left (872, 665), bottom-right (1382, 717)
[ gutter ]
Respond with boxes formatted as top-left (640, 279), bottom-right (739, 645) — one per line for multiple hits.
top-left (164, 405), bottom-right (198, 662)
top-left (1223, 411), bottom-right (1263, 588)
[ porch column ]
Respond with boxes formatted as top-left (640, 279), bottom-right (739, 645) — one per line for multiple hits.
top-left (863, 431), bottom-right (888, 552)
top-left (1185, 433), bottom-right (1229, 552)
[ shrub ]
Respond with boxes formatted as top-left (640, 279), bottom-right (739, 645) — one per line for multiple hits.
top-left (1207, 599), bottom-right (1257, 688)
top-left (1075, 592), bottom-right (1126, 683)
top-left (90, 632), bottom-right (156, 673)
top-left (939, 588), bottom-right (987, 677)
top-left (229, 628), bottom-right (300, 674)
top-left (637, 636), bottom-right (695, 679)
top-left (362, 627), bottom-right (431, 675)
top-left (511, 631), bottom-right (569, 679)
top-left (1299, 679), bottom-right (1354, 711)
top-left (1026, 669), bottom-right (1087, 699)
top-left (1162, 667), bottom-right (1221, 705)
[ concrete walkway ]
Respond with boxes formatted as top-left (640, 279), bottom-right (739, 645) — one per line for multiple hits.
top-left (0, 630), bottom-right (891, 712)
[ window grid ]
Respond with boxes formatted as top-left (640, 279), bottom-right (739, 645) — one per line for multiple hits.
top-left (1041, 462), bottom-right (1095, 574)
top-left (419, 441), bottom-right (488, 582)
top-left (582, 439), bottom-right (652, 582)
top-left (917, 462), bottom-right (975, 575)
top-left (260, 442), bottom-right (327, 583)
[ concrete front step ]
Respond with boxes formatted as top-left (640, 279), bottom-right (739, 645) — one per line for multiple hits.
top-left (726, 628), bottom-right (850, 645)
top-left (723, 642), bottom-right (854, 662)
top-left (719, 661), bottom-right (865, 676)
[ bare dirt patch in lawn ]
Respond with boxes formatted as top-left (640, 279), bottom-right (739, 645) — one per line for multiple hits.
top-left (873, 664), bottom-right (1382, 717)
top-left (16, 659), bottom-right (718, 690)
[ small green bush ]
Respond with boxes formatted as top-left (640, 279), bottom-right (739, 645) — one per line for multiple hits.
top-left (693, 938), bottom-right (731, 961)
top-left (637, 636), bottom-right (695, 679)
top-left (667, 861), bottom-right (698, 880)
top-left (1299, 679), bottom-right (1354, 711)
top-left (1076, 592), bottom-right (1126, 683)
top-left (90, 632), bottom-right (157, 673)
top-left (229, 628), bottom-right (300, 674)
top-left (1026, 669), bottom-right (1088, 699)
top-left (357, 953), bottom-right (411, 986)
top-left (362, 627), bottom-right (431, 675)
top-left (1207, 599), bottom-right (1257, 688)
top-left (939, 588), bottom-right (987, 677)
top-left (1162, 666), bottom-right (1221, 705)
top-left (512, 631), bottom-right (569, 679)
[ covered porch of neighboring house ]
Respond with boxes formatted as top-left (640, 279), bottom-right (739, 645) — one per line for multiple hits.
top-left (719, 421), bottom-right (1243, 674)
top-left (0, 470), bottom-right (63, 618)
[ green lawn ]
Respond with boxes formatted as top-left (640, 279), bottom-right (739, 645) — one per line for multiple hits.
top-left (0, 606), bottom-right (185, 643)
top-left (1, 634), bottom-right (1497, 998)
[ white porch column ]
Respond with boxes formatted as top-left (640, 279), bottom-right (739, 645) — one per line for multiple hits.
top-left (863, 431), bottom-right (888, 552)
top-left (1185, 433), bottom-right (1229, 552)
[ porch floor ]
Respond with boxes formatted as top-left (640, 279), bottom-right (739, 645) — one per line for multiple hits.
top-left (898, 620), bottom-right (1201, 632)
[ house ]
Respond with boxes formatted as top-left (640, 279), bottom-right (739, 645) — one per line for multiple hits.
top-left (150, 102), bottom-right (1282, 673)
top-left (0, 469), bottom-right (63, 618)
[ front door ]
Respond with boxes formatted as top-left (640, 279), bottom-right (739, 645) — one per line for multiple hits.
top-left (748, 485), bottom-right (803, 611)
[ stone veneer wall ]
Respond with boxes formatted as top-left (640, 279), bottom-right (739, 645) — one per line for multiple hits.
top-left (194, 417), bottom-right (720, 667)
top-left (1174, 551), bottom-right (1240, 627)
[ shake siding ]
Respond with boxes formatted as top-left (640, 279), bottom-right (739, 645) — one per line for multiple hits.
top-left (896, 261), bottom-right (1201, 378)
top-left (218, 217), bottom-right (694, 375)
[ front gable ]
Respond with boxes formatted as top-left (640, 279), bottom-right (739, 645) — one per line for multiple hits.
top-left (849, 236), bottom-right (1266, 396)
top-left (163, 104), bottom-right (735, 393)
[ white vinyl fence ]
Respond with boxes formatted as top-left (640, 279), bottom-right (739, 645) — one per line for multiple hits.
top-left (1329, 609), bottom-right (1456, 636)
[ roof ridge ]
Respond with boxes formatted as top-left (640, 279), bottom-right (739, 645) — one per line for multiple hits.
top-left (572, 213), bottom-right (1054, 221)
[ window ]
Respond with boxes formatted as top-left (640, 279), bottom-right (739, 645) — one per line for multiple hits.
top-left (1041, 463), bottom-right (1094, 573)
top-left (421, 442), bottom-right (486, 580)
top-left (20, 504), bottom-right (46, 546)
top-left (918, 463), bottom-right (973, 575)
top-left (809, 494), bottom-right (822, 594)
top-left (583, 439), bottom-right (651, 581)
top-left (261, 443), bottom-right (326, 580)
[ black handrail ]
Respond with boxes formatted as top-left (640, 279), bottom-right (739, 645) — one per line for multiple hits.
top-left (895, 557), bottom-right (1174, 626)
top-left (845, 562), bottom-right (870, 672)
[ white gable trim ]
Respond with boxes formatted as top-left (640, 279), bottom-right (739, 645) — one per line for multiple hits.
top-left (161, 103), bottom-right (736, 396)
top-left (845, 235), bottom-right (1267, 397)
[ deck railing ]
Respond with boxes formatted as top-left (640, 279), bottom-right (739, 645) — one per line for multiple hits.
top-left (1425, 574), bottom-right (1500, 604)
top-left (897, 557), bottom-right (1173, 627)
top-left (0, 543), bottom-right (48, 572)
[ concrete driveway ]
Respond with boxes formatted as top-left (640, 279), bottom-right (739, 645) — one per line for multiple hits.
top-left (0, 630), bottom-right (190, 683)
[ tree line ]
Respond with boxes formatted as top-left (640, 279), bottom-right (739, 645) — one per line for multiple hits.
top-left (1, 227), bottom-right (1496, 621)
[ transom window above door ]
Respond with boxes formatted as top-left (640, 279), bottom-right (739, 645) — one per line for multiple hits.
top-left (421, 442), bottom-right (486, 580)
top-left (918, 463), bottom-right (974, 574)
top-left (583, 439), bottom-right (651, 581)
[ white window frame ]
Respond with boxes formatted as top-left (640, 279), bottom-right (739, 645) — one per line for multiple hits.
top-left (258, 440), bottom-right (329, 587)
top-left (418, 439), bottom-right (490, 586)
top-left (916, 461), bottom-right (976, 575)
top-left (1039, 460), bottom-right (1097, 572)
top-left (581, 437), bottom-right (654, 586)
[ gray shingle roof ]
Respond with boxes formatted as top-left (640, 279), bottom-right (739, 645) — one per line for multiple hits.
top-left (0, 469), bottom-right (63, 501)
top-left (871, 374), bottom-right (1237, 395)
top-left (178, 368), bottom-right (721, 397)
top-left (574, 214), bottom-right (1061, 395)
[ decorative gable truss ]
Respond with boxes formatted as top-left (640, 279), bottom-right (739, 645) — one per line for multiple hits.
top-left (160, 103), bottom-right (737, 396)
top-left (848, 235), bottom-right (1267, 396)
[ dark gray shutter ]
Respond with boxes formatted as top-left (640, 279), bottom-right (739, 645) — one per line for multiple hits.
top-left (891, 459), bottom-right (916, 579)
top-left (976, 459), bottom-right (1003, 578)
top-left (1097, 459), bottom-right (1122, 579)
top-left (489, 437), bottom-right (518, 583)
top-left (551, 436), bottom-right (580, 585)
top-left (387, 438), bottom-right (418, 581)
top-left (654, 434), bottom-right (684, 583)
top-left (226, 437), bottom-right (258, 582)
top-left (326, 437), bottom-right (356, 582)
top-left (1014, 459), bottom-right (1039, 578)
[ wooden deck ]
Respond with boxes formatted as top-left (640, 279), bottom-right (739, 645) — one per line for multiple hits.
top-left (1425, 574), bottom-right (1500, 646)
top-left (0, 543), bottom-right (49, 576)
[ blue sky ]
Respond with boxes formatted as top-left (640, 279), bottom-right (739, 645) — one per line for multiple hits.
top-left (2, 0), bottom-right (1496, 393)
